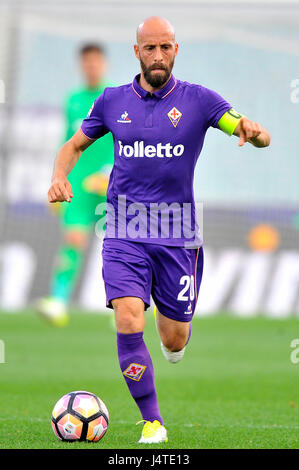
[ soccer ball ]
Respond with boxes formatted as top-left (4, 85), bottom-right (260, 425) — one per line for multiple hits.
top-left (51, 391), bottom-right (109, 442)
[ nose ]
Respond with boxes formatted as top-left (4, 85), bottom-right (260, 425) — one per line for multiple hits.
top-left (153, 46), bottom-right (163, 63)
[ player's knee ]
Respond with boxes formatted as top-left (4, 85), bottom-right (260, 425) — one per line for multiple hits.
top-left (163, 337), bottom-right (186, 352)
top-left (162, 328), bottom-right (188, 352)
top-left (112, 297), bottom-right (145, 334)
top-left (116, 311), bottom-right (136, 332)
top-left (159, 322), bottom-right (189, 352)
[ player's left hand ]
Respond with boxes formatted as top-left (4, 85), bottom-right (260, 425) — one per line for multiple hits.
top-left (237, 117), bottom-right (263, 147)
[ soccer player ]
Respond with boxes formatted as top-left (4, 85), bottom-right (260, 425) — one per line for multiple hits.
top-left (37, 44), bottom-right (114, 326)
top-left (47, 17), bottom-right (271, 443)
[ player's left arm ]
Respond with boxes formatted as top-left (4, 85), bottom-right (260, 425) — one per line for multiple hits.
top-left (233, 116), bottom-right (271, 148)
top-left (218, 109), bottom-right (271, 148)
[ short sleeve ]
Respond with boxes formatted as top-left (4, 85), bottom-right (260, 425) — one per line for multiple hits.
top-left (81, 92), bottom-right (109, 140)
top-left (200, 86), bottom-right (232, 129)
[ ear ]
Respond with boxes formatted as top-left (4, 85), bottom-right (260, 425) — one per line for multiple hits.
top-left (174, 43), bottom-right (179, 57)
top-left (134, 44), bottom-right (140, 60)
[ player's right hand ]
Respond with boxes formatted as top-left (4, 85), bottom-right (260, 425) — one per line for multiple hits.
top-left (48, 176), bottom-right (73, 203)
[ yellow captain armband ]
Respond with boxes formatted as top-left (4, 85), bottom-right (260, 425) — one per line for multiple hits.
top-left (218, 108), bottom-right (244, 136)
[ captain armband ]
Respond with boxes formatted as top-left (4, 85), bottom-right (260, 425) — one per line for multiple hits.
top-left (218, 108), bottom-right (244, 136)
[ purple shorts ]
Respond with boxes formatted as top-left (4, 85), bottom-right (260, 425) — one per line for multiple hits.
top-left (102, 239), bottom-right (204, 322)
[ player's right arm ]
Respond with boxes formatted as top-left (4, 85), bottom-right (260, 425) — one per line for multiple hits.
top-left (48, 129), bottom-right (94, 203)
top-left (49, 91), bottom-right (109, 203)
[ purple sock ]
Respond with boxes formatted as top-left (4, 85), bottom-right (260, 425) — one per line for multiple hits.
top-left (117, 331), bottom-right (163, 424)
top-left (186, 322), bottom-right (192, 346)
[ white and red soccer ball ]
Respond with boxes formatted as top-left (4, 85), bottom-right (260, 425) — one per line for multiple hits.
top-left (51, 391), bottom-right (109, 442)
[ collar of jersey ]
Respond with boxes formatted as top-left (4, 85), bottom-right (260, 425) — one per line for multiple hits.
top-left (132, 74), bottom-right (177, 100)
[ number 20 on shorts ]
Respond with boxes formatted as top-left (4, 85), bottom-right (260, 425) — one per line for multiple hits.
top-left (177, 275), bottom-right (195, 301)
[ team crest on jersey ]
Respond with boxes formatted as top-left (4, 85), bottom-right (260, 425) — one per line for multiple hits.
top-left (123, 363), bottom-right (146, 381)
top-left (167, 107), bottom-right (182, 128)
top-left (184, 303), bottom-right (193, 315)
top-left (117, 111), bottom-right (132, 123)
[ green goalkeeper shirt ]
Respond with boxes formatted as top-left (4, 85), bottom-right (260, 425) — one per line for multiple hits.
top-left (63, 84), bottom-right (114, 186)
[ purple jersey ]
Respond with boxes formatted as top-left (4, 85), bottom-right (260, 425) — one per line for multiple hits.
top-left (81, 74), bottom-right (232, 246)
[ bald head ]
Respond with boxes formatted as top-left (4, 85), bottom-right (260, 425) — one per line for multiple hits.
top-left (134, 16), bottom-right (178, 91)
top-left (136, 16), bottom-right (175, 44)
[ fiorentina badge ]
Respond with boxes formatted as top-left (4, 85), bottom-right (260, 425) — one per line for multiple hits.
top-left (167, 107), bottom-right (182, 128)
top-left (123, 363), bottom-right (147, 381)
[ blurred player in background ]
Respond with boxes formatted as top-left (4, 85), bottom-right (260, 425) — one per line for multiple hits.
top-left (36, 44), bottom-right (114, 326)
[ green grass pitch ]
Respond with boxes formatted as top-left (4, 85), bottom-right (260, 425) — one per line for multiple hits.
top-left (0, 311), bottom-right (298, 449)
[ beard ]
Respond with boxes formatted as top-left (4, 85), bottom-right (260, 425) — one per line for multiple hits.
top-left (140, 57), bottom-right (174, 88)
